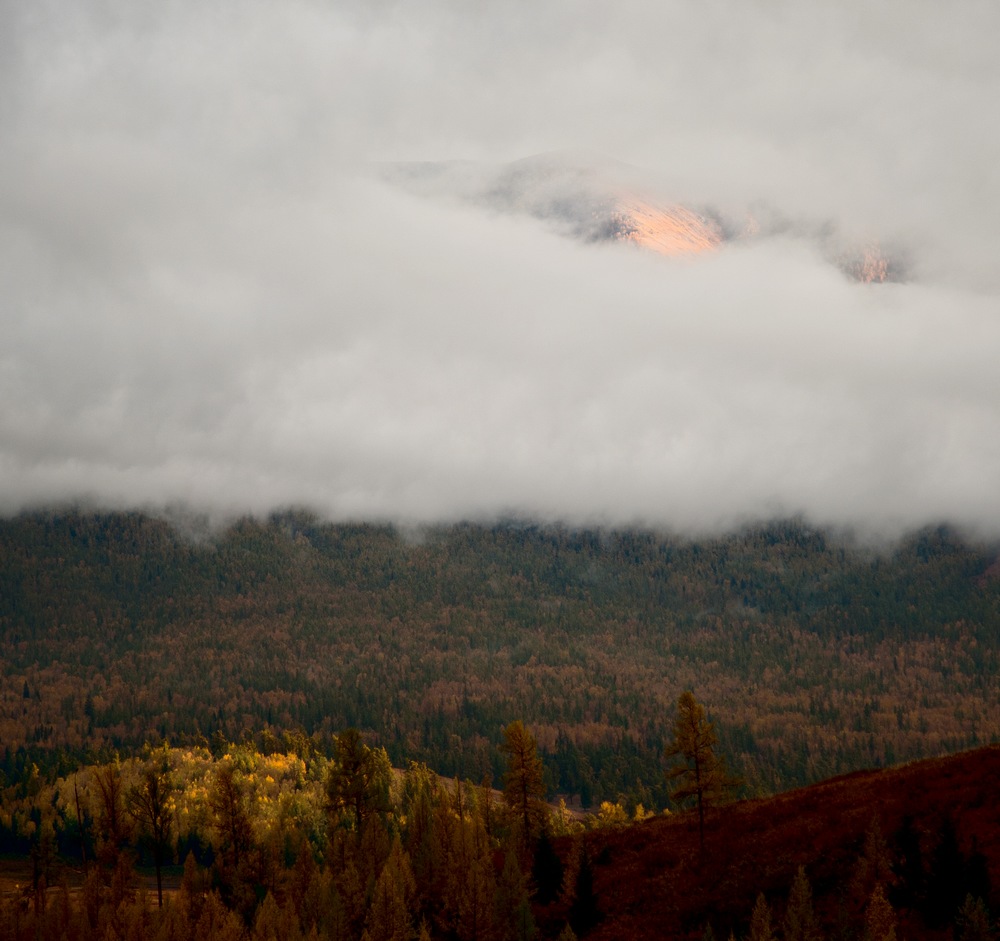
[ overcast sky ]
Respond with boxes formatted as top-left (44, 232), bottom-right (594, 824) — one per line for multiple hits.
top-left (2, 0), bottom-right (999, 536)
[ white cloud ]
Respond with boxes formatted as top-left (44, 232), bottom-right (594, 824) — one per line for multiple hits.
top-left (1, 0), bottom-right (998, 535)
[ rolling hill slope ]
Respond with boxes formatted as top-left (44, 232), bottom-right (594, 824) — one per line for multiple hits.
top-left (555, 745), bottom-right (1000, 939)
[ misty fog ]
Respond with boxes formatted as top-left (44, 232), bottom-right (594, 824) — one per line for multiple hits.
top-left (2, 0), bottom-right (999, 536)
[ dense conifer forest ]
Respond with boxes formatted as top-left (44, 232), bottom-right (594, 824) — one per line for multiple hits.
top-left (2, 509), bottom-right (999, 810)
top-left (2, 509), bottom-right (999, 938)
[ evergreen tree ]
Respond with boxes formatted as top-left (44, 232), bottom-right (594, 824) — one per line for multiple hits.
top-left (287, 841), bottom-right (317, 920)
top-left (850, 818), bottom-right (893, 907)
top-left (327, 728), bottom-right (392, 832)
top-left (495, 850), bottom-right (536, 941)
top-left (966, 841), bottom-right (992, 916)
top-left (209, 760), bottom-right (256, 919)
top-left (317, 873), bottom-right (353, 941)
top-left (568, 852), bottom-right (600, 938)
top-left (500, 722), bottom-right (548, 851)
top-left (748, 893), bottom-right (774, 941)
top-left (532, 830), bottom-right (564, 906)
top-left (783, 867), bottom-right (822, 941)
top-left (404, 761), bottom-right (441, 914)
top-left (864, 885), bottom-right (897, 941)
top-left (253, 892), bottom-right (303, 941)
top-left (363, 839), bottom-right (417, 941)
top-left (194, 891), bottom-right (245, 941)
top-left (177, 851), bottom-right (204, 935)
top-left (890, 815), bottom-right (924, 912)
top-left (358, 815), bottom-right (394, 904)
top-left (210, 762), bottom-right (253, 872)
top-left (456, 854), bottom-right (497, 941)
top-left (329, 830), bottom-right (368, 937)
top-left (664, 692), bottom-right (740, 850)
top-left (955, 895), bottom-right (995, 941)
top-left (926, 817), bottom-right (968, 928)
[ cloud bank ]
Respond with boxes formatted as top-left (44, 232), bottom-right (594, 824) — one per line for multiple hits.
top-left (2, 0), bottom-right (999, 535)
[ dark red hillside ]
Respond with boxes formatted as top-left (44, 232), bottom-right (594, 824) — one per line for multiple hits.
top-left (547, 746), bottom-right (1000, 940)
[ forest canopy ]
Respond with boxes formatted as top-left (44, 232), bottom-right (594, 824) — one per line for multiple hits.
top-left (1, 510), bottom-right (999, 808)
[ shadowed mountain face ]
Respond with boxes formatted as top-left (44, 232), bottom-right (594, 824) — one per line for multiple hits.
top-left (384, 152), bottom-right (904, 282)
top-left (547, 745), bottom-right (1000, 941)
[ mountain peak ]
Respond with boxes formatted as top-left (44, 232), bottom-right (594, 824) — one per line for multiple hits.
top-left (383, 152), bottom-right (906, 282)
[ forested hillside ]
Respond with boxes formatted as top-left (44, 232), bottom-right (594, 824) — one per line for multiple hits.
top-left (564, 744), bottom-right (1000, 940)
top-left (1, 731), bottom-right (997, 941)
top-left (2, 510), bottom-right (999, 807)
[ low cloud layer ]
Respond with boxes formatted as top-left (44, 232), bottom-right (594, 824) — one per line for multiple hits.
top-left (2, 1), bottom-right (999, 535)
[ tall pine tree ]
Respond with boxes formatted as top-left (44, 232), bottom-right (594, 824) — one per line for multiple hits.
top-left (501, 722), bottom-right (548, 851)
top-left (665, 692), bottom-right (740, 850)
